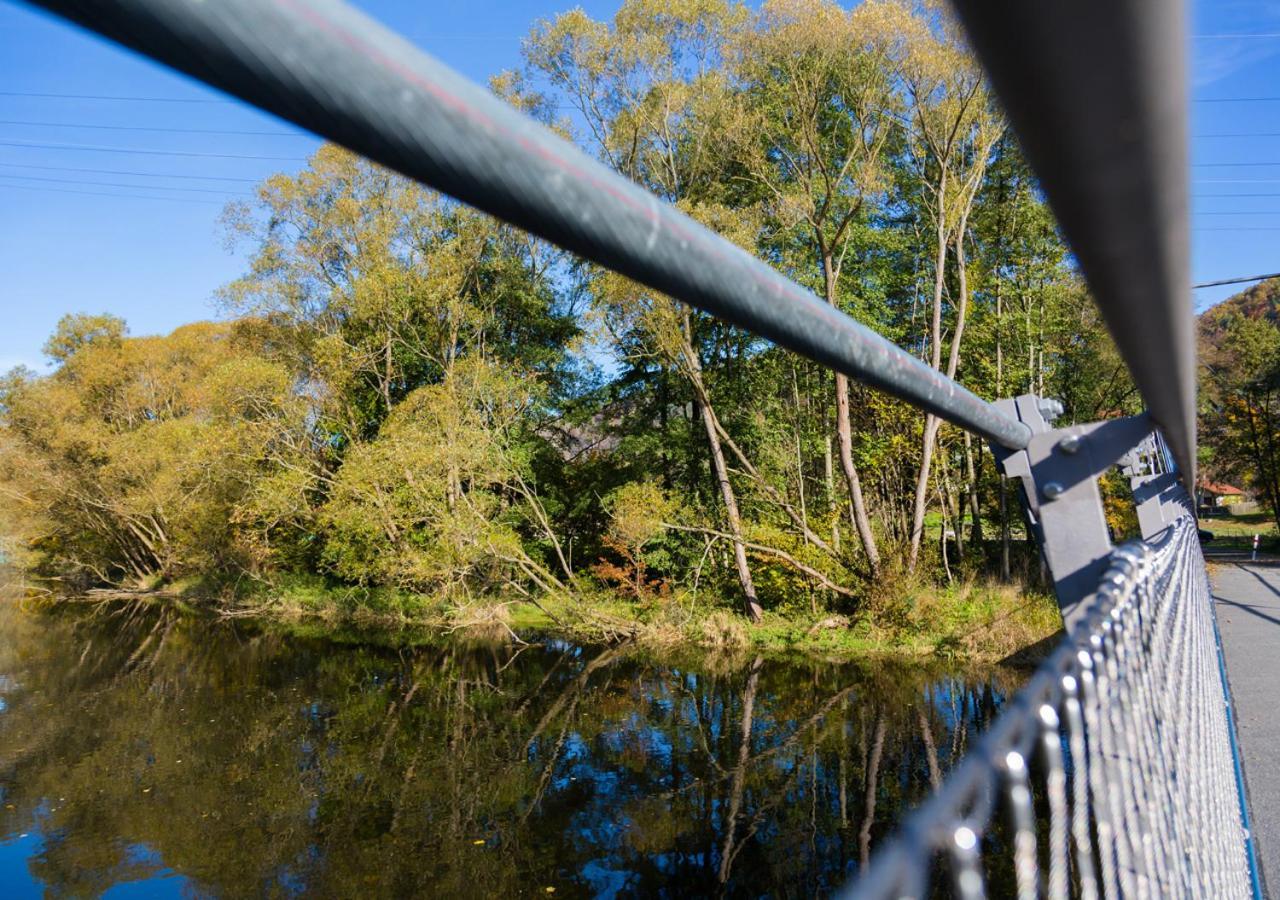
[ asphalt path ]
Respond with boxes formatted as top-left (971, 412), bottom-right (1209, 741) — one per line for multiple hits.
top-left (1213, 558), bottom-right (1280, 896)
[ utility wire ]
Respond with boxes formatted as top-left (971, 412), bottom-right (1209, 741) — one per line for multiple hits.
top-left (1193, 273), bottom-right (1280, 289)
top-left (1195, 162), bottom-right (1280, 168)
top-left (0, 90), bottom-right (230, 103)
top-left (0, 139), bottom-right (302, 160)
top-left (0, 172), bottom-right (248, 194)
top-left (0, 88), bottom-right (573, 114)
top-left (0, 182), bottom-right (225, 204)
top-left (0, 117), bottom-right (307, 137)
top-left (0, 161), bottom-right (258, 182)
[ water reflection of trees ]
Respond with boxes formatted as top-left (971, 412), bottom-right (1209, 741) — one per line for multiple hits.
top-left (0, 601), bottom-right (1021, 897)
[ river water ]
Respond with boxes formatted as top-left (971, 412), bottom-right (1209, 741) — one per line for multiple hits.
top-left (0, 591), bottom-right (1026, 898)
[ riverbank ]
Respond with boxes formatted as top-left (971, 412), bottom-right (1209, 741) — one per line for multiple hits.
top-left (28, 570), bottom-right (1064, 664)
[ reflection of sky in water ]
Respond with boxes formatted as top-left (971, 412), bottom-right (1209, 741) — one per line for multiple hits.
top-left (0, 831), bottom-right (44, 899)
top-left (0, 600), bottom-right (1023, 897)
top-left (0, 832), bottom-right (192, 899)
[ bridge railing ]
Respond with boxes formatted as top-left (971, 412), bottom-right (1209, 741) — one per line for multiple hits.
top-left (844, 516), bottom-right (1256, 898)
top-left (22, 0), bottom-right (1256, 896)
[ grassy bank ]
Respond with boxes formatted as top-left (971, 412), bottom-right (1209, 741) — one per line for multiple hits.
top-left (91, 570), bottom-right (1063, 664)
top-left (1200, 511), bottom-right (1279, 554)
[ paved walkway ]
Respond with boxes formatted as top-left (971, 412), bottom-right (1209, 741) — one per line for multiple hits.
top-left (1213, 559), bottom-right (1280, 896)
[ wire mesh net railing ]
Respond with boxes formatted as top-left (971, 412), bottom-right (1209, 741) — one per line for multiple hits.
top-left (843, 516), bottom-right (1255, 899)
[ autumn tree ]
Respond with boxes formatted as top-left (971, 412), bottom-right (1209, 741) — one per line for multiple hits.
top-left (221, 145), bottom-right (579, 446)
top-left (0, 321), bottom-right (302, 583)
top-left (526, 0), bottom-right (771, 620)
top-left (896, 6), bottom-right (1003, 570)
top-left (1202, 313), bottom-right (1280, 529)
top-left (726, 0), bottom-right (910, 575)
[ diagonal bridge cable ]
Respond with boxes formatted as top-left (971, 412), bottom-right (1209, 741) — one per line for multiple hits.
top-left (20, 0), bottom-right (1031, 451)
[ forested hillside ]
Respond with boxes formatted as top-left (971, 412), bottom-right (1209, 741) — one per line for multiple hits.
top-left (1200, 277), bottom-right (1280, 530)
top-left (0, 0), bottom-right (1133, 653)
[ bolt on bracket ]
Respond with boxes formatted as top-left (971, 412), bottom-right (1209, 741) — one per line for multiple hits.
top-left (989, 395), bottom-right (1194, 626)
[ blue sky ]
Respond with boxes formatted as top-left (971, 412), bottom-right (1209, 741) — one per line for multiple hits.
top-left (0, 0), bottom-right (1277, 373)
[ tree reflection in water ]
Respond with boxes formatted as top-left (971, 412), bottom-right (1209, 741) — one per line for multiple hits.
top-left (0, 596), bottom-right (1023, 898)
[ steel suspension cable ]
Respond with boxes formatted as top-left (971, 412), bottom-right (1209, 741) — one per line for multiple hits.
top-left (23, 0), bottom-right (1031, 450)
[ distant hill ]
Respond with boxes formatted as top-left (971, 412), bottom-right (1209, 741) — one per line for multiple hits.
top-left (1199, 277), bottom-right (1280, 339)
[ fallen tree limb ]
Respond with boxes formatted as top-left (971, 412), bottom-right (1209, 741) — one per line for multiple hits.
top-left (661, 522), bottom-right (859, 600)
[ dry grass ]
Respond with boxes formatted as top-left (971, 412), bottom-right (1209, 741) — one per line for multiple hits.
top-left (914, 578), bottom-right (1062, 659)
top-left (698, 610), bottom-right (750, 652)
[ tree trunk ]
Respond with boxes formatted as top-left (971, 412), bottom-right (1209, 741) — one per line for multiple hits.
top-left (909, 415), bottom-right (940, 570)
top-left (908, 173), bottom-right (950, 569)
top-left (683, 326), bottom-right (762, 623)
top-left (999, 479), bottom-right (1012, 581)
top-left (996, 261), bottom-right (1011, 580)
top-left (910, 188), bottom-right (976, 572)
top-left (821, 249), bottom-right (881, 575)
top-left (964, 432), bottom-right (983, 547)
top-left (824, 433), bottom-right (840, 554)
top-left (792, 365), bottom-right (809, 545)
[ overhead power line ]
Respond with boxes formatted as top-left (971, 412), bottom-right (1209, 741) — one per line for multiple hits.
top-left (0, 161), bottom-right (258, 182)
top-left (0, 118), bottom-right (307, 137)
top-left (1193, 272), bottom-right (1280, 288)
top-left (0, 182), bottom-right (226, 204)
top-left (1195, 192), bottom-right (1280, 198)
top-left (1194, 162), bottom-right (1280, 168)
top-left (0, 89), bottom-right (230, 103)
top-left (1196, 96), bottom-right (1280, 103)
top-left (0, 172), bottom-right (248, 195)
top-left (0, 138), bottom-right (302, 160)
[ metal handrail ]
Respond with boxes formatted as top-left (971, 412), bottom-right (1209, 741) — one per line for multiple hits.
top-left (26, 0), bottom-right (1032, 450)
top-left (949, 0), bottom-right (1195, 480)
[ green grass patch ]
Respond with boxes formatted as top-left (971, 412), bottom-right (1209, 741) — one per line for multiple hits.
top-left (1200, 510), bottom-right (1279, 552)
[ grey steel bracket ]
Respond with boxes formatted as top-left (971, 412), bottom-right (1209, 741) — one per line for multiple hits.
top-left (990, 395), bottom-right (1193, 626)
top-left (1121, 430), bottom-right (1195, 537)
